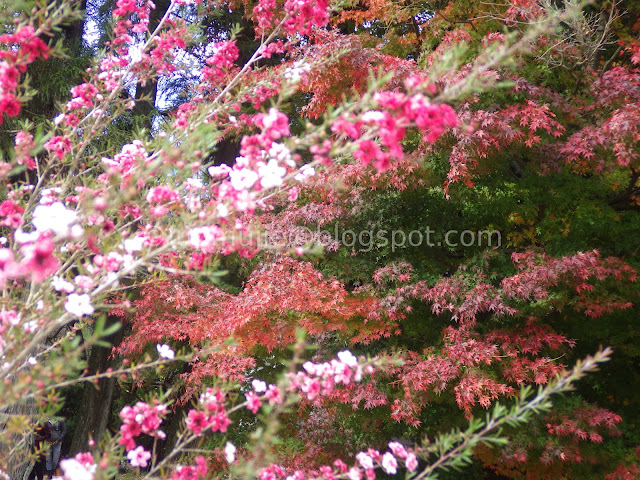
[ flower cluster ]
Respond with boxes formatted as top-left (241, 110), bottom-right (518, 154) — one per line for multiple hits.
top-left (119, 401), bottom-right (167, 450)
top-left (351, 442), bottom-right (419, 478)
top-left (60, 452), bottom-right (97, 480)
top-left (283, 0), bottom-right (330, 36)
top-left (253, 441), bottom-right (419, 480)
top-left (0, 25), bottom-right (49, 122)
top-left (287, 351), bottom-right (366, 401)
top-left (202, 41), bottom-right (240, 85)
top-left (244, 379), bottom-right (283, 413)
top-left (331, 90), bottom-right (458, 172)
top-left (171, 456), bottom-right (208, 480)
top-left (14, 130), bottom-right (36, 169)
top-left (102, 140), bottom-right (150, 188)
top-left (185, 387), bottom-right (231, 435)
top-left (202, 108), bottom-right (295, 214)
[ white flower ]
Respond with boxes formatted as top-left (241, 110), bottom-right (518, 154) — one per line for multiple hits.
top-left (127, 446), bottom-right (151, 468)
top-left (362, 110), bottom-right (386, 123)
top-left (14, 229), bottom-right (39, 244)
top-left (348, 467), bottom-right (362, 480)
top-left (156, 344), bottom-right (175, 360)
top-left (382, 452), bottom-right (398, 475)
top-left (258, 159), bottom-right (286, 189)
top-left (60, 458), bottom-right (96, 480)
top-left (123, 236), bottom-right (145, 253)
top-left (32, 202), bottom-right (82, 238)
top-left (122, 254), bottom-right (135, 270)
top-left (216, 203), bottom-right (229, 218)
top-left (229, 168), bottom-right (259, 191)
top-left (252, 379), bottom-right (267, 393)
top-left (234, 190), bottom-right (255, 212)
top-left (234, 155), bottom-right (250, 168)
top-left (208, 165), bottom-right (231, 178)
top-left (70, 224), bottom-right (84, 239)
top-left (65, 294), bottom-right (94, 317)
top-left (23, 320), bottom-right (37, 333)
top-left (356, 452), bottom-right (374, 470)
top-left (337, 350), bottom-right (358, 368)
top-left (52, 276), bottom-right (75, 294)
top-left (185, 177), bottom-right (204, 190)
top-left (28, 356), bottom-right (37, 366)
top-left (40, 187), bottom-right (62, 205)
top-left (284, 61), bottom-right (310, 84)
top-left (225, 442), bottom-right (236, 463)
top-left (269, 143), bottom-right (295, 167)
top-left (294, 164), bottom-right (315, 183)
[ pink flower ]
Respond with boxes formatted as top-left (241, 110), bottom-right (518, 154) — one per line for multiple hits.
top-left (68, 83), bottom-right (99, 110)
top-left (245, 391), bottom-right (262, 413)
top-left (186, 409), bottom-right (211, 435)
top-left (127, 446), bottom-right (151, 468)
top-left (0, 92), bottom-right (21, 122)
top-left (353, 140), bottom-right (383, 167)
top-left (74, 275), bottom-right (94, 291)
top-left (356, 452), bottom-right (373, 470)
top-left (210, 411), bottom-right (231, 433)
top-left (405, 453), bottom-right (418, 472)
top-left (60, 457), bottom-right (96, 480)
top-left (348, 467), bottom-right (362, 480)
top-left (0, 61), bottom-right (18, 90)
top-left (382, 452), bottom-right (398, 475)
top-left (265, 384), bottom-right (283, 405)
top-left (44, 136), bottom-right (72, 160)
top-left (20, 236), bottom-right (59, 283)
top-left (0, 248), bottom-right (18, 284)
top-left (388, 441), bottom-right (407, 458)
top-left (14, 130), bottom-right (35, 169)
top-left (119, 402), bottom-right (166, 450)
top-left (333, 459), bottom-right (347, 473)
top-left (170, 456), bottom-right (208, 480)
top-left (254, 108), bottom-right (290, 140)
top-left (203, 41), bottom-right (239, 84)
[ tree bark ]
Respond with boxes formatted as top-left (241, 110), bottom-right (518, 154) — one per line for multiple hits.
top-left (68, 315), bottom-right (123, 455)
top-left (130, 0), bottom-right (171, 131)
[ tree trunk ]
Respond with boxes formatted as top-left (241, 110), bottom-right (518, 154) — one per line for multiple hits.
top-left (68, 315), bottom-right (123, 455)
top-left (157, 404), bottom-right (188, 460)
top-left (130, 0), bottom-right (171, 131)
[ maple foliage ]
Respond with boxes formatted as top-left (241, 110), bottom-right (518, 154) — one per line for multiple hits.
top-left (298, 30), bottom-right (418, 119)
top-left (476, 403), bottom-right (624, 480)
top-left (119, 257), bottom-right (380, 401)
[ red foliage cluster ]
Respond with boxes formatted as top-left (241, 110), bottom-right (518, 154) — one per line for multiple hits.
top-left (388, 322), bottom-right (570, 422)
top-left (119, 257), bottom-right (377, 401)
top-left (477, 404), bottom-right (623, 479)
top-left (605, 447), bottom-right (640, 480)
top-left (299, 30), bottom-right (418, 119)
